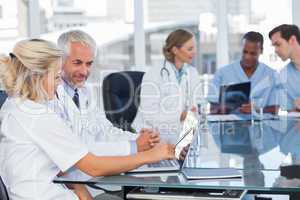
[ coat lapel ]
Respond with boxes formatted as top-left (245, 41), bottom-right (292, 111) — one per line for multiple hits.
top-left (56, 85), bottom-right (83, 137)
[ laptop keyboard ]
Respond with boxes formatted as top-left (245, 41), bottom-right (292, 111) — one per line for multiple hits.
top-left (147, 159), bottom-right (178, 168)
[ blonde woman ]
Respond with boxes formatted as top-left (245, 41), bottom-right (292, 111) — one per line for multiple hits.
top-left (0, 39), bottom-right (175, 200)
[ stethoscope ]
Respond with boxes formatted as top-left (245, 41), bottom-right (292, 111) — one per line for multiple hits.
top-left (160, 59), bottom-right (191, 109)
top-left (160, 59), bottom-right (170, 81)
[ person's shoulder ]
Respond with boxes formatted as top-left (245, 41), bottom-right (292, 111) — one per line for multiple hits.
top-left (3, 97), bottom-right (32, 114)
top-left (187, 64), bottom-right (199, 73)
top-left (0, 97), bottom-right (15, 115)
top-left (279, 62), bottom-right (292, 74)
top-left (1, 98), bottom-right (54, 123)
top-left (284, 62), bottom-right (295, 71)
top-left (276, 63), bottom-right (294, 83)
top-left (259, 62), bottom-right (276, 73)
top-left (223, 61), bottom-right (238, 69)
top-left (81, 83), bottom-right (93, 92)
top-left (143, 66), bottom-right (161, 80)
top-left (145, 65), bottom-right (161, 73)
top-left (186, 65), bottom-right (200, 81)
top-left (215, 61), bottom-right (237, 74)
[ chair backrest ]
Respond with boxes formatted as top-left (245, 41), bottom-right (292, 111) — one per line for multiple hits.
top-left (0, 92), bottom-right (9, 199)
top-left (102, 71), bottom-right (145, 132)
top-left (0, 90), bottom-right (7, 109)
top-left (0, 176), bottom-right (9, 200)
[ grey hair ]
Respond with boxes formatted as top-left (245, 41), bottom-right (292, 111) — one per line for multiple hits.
top-left (57, 30), bottom-right (97, 60)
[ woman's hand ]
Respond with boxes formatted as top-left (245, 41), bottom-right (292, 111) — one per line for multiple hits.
top-left (73, 184), bottom-right (93, 200)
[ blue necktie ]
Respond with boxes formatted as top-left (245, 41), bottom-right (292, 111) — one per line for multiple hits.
top-left (72, 88), bottom-right (80, 109)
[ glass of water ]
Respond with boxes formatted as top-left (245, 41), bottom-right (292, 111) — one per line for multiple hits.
top-left (197, 97), bottom-right (210, 129)
top-left (251, 97), bottom-right (264, 121)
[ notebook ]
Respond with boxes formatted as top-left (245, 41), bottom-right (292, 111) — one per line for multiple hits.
top-left (219, 82), bottom-right (251, 113)
top-left (181, 168), bottom-right (242, 180)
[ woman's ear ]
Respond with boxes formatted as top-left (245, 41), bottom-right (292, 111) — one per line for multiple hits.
top-left (171, 46), bottom-right (178, 55)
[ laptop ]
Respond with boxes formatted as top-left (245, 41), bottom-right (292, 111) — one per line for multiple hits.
top-left (129, 136), bottom-right (245, 200)
top-left (219, 82), bottom-right (251, 113)
top-left (129, 127), bottom-right (195, 173)
top-left (129, 111), bottom-right (198, 173)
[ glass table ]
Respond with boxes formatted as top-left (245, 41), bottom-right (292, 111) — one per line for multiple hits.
top-left (54, 117), bottom-right (300, 199)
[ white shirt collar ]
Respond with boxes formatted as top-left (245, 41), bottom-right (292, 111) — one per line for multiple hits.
top-left (61, 79), bottom-right (88, 98)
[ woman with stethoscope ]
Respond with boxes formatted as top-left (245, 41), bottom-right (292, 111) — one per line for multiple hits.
top-left (133, 29), bottom-right (201, 139)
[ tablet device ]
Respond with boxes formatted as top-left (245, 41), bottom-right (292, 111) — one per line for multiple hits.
top-left (219, 82), bottom-right (251, 113)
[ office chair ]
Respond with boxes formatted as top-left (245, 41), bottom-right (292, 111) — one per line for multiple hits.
top-left (0, 176), bottom-right (9, 200)
top-left (102, 71), bottom-right (145, 132)
top-left (0, 92), bottom-right (9, 199)
top-left (0, 90), bottom-right (7, 109)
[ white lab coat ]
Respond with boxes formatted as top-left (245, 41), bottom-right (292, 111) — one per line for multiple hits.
top-left (132, 61), bottom-right (202, 139)
top-left (56, 83), bottom-right (137, 156)
top-left (0, 97), bottom-right (88, 200)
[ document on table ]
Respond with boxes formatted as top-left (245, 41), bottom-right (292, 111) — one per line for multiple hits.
top-left (285, 112), bottom-right (300, 118)
top-left (207, 114), bottom-right (248, 122)
top-left (207, 114), bottom-right (277, 122)
top-left (182, 168), bottom-right (242, 180)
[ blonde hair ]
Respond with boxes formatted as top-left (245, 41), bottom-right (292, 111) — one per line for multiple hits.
top-left (0, 39), bottom-right (63, 101)
top-left (163, 29), bottom-right (194, 63)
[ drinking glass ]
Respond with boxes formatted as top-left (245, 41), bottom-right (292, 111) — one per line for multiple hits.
top-left (251, 97), bottom-right (264, 121)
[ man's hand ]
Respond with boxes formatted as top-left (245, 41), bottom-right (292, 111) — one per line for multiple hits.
top-left (136, 128), bottom-right (160, 152)
top-left (295, 122), bottom-right (300, 131)
top-left (179, 144), bottom-right (190, 161)
top-left (144, 143), bottom-right (176, 162)
top-left (294, 99), bottom-right (300, 111)
top-left (180, 111), bottom-right (188, 122)
top-left (180, 106), bottom-right (197, 122)
top-left (239, 103), bottom-right (252, 114)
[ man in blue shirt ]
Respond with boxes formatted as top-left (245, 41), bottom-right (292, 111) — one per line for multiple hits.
top-left (269, 24), bottom-right (300, 112)
top-left (208, 31), bottom-right (279, 114)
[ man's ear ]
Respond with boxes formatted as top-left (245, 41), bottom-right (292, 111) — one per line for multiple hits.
top-left (289, 35), bottom-right (298, 46)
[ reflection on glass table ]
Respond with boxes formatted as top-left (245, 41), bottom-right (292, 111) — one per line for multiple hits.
top-left (185, 119), bottom-right (300, 171)
top-left (53, 169), bottom-right (300, 194)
